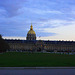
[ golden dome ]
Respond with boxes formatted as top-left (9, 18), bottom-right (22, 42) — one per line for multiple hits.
top-left (27, 24), bottom-right (36, 34)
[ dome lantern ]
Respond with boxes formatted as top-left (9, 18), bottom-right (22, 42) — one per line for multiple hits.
top-left (30, 24), bottom-right (33, 30)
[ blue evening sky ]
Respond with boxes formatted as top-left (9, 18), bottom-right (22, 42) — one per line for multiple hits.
top-left (0, 0), bottom-right (75, 40)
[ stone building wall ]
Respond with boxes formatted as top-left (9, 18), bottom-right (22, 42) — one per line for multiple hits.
top-left (5, 40), bottom-right (75, 52)
top-left (8, 42), bottom-right (36, 52)
top-left (44, 43), bottom-right (75, 52)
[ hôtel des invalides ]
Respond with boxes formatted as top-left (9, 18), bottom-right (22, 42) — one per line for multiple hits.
top-left (5, 24), bottom-right (75, 53)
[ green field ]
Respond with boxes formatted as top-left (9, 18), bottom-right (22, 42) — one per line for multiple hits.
top-left (0, 52), bottom-right (75, 67)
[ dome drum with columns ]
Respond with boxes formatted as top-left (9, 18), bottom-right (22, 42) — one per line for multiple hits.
top-left (26, 24), bottom-right (36, 40)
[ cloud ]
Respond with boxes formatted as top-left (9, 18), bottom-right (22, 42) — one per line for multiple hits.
top-left (36, 31), bottom-right (56, 37)
top-left (40, 19), bottom-right (75, 28)
top-left (32, 9), bottom-right (63, 15)
top-left (35, 19), bottom-right (75, 40)
top-left (22, 7), bottom-right (63, 15)
top-left (0, 0), bottom-right (27, 17)
top-left (33, 19), bottom-right (75, 36)
top-left (0, 8), bottom-right (7, 17)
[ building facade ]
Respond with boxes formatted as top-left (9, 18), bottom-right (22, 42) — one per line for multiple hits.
top-left (5, 24), bottom-right (75, 53)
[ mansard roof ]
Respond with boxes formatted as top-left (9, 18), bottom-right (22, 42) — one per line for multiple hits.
top-left (4, 39), bottom-right (75, 44)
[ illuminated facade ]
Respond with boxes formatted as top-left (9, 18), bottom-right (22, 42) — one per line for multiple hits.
top-left (5, 24), bottom-right (75, 53)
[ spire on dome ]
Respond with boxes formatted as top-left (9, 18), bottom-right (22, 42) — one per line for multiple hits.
top-left (30, 23), bottom-right (33, 30)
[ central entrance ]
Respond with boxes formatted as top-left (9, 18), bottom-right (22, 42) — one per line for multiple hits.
top-left (36, 40), bottom-right (45, 52)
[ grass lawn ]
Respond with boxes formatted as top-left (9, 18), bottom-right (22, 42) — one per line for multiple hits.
top-left (0, 52), bottom-right (75, 67)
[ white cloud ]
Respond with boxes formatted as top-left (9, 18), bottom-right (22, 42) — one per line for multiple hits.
top-left (35, 19), bottom-right (75, 31)
top-left (21, 7), bottom-right (63, 15)
top-left (3, 36), bottom-right (26, 40)
top-left (39, 22), bottom-right (75, 41)
top-left (34, 19), bottom-right (75, 41)
top-left (32, 9), bottom-right (63, 14)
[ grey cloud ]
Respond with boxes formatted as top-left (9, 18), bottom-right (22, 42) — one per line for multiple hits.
top-left (0, 0), bottom-right (27, 17)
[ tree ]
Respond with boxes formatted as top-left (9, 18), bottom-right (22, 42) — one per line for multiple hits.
top-left (0, 34), bottom-right (9, 53)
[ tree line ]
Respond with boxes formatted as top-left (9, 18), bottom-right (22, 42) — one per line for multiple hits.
top-left (0, 35), bottom-right (9, 53)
